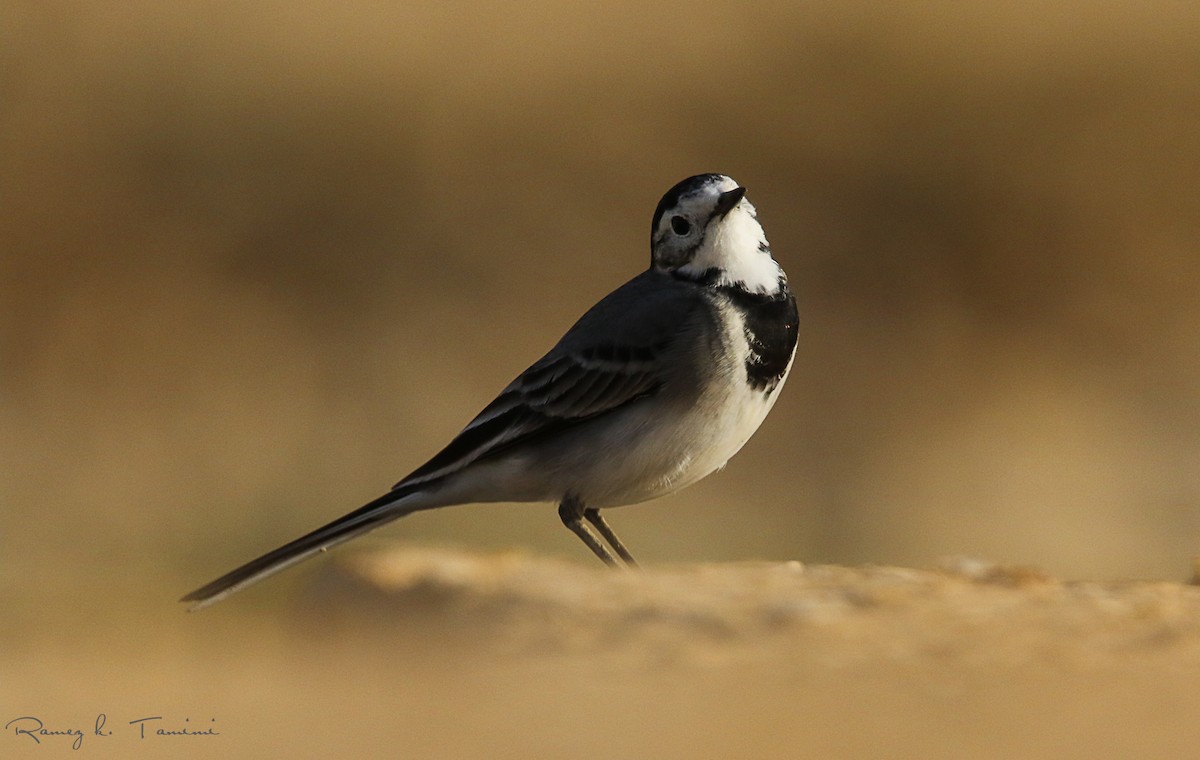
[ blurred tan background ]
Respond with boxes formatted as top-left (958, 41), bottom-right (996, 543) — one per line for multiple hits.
top-left (2, 1), bottom-right (1200, 756)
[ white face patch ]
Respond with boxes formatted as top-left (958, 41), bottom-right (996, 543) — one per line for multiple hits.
top-left (652, 175), bottom-right (785, 296)
top-left (683, 201), bottom-right (783, 295)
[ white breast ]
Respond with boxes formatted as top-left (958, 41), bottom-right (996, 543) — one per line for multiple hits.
top-left (573, 300), bottom-right (795, 508)
top-left (667, 302), bottom-right (794, 483)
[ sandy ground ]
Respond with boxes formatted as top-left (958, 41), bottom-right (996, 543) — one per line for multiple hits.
top-left (8, 548), bottom-right (1200, 759)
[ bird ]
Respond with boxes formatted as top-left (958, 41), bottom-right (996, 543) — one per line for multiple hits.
top-left (182, 173), bottom-right (798, 610)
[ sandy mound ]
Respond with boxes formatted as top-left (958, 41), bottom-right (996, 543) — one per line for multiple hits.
top-left (307, 548), bottom-right (1200, 667)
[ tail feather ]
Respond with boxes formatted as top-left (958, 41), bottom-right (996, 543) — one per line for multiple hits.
top-left (181, 485), bottom-right (430, 611)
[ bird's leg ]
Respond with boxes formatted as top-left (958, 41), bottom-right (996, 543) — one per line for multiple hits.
top-left (584, 507), bottom-right (638, 567)
top-left (558, 497), bottom-right (618, 567)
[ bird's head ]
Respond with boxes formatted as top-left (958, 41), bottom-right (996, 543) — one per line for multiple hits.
top-left (649, 174), bottom-right (783, 295)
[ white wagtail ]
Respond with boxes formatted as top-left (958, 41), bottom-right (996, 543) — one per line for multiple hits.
top-left (183, 174), bottom-right (798, 610)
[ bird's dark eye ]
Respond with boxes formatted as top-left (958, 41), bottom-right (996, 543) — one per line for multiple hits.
top-left (670, 215), bottom-right (691, 235)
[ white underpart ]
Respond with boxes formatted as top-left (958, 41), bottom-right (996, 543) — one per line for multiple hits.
top-left (613, 301), bottom-right (791, 506)
top-left (519, 297), bottom-right (795, 509)
top-left (679, 201), bottom-right (783, 295)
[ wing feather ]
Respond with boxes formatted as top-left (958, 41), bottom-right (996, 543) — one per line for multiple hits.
top-left (394, 270), bottom-right (707, 489)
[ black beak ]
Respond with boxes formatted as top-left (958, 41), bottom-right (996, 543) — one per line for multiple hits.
top-left (713, 186), bottom-right (747, 219)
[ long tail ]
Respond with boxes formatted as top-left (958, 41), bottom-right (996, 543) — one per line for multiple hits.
top-left (180, 484), bottom-right (436, 611)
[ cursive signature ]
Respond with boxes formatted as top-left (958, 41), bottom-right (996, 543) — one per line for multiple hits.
top-left (5, 714), bottom-right (218, 750)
